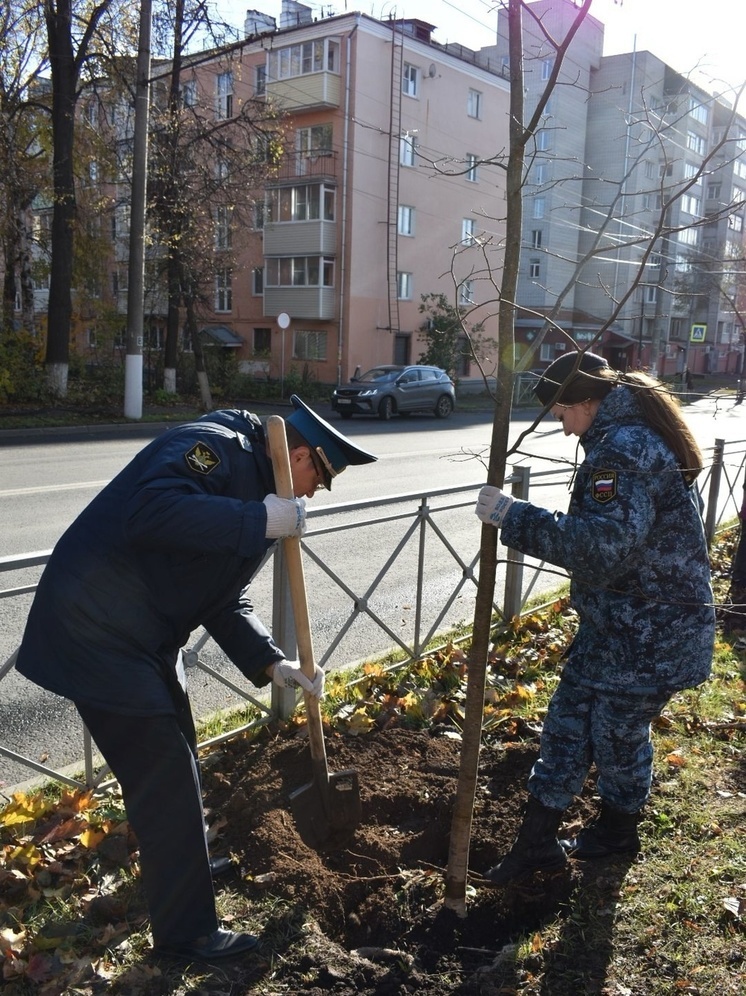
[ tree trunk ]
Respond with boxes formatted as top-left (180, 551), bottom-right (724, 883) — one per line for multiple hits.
top-left (44, 1), bottom-right (78, 395)
top-left (444, 0), bottom-right (525, 915)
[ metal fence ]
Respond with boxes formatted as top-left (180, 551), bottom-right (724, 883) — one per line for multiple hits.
top-left (1, 437), bottom-right (744, 792)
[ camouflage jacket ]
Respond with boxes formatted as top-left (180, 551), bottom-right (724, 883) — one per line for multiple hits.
top-left (501, 386), bottom-right (714, 693)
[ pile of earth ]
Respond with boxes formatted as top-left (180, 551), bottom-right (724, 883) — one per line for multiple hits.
top-left (181, 724), bottom-right (625, 995)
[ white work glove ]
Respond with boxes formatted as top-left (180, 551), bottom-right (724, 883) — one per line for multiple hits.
top-left (272, 659), bottom-right (325, 699)
top-left (263, 494), bottom-right (307, 539)
top-left (475, 485), bottom-right (515, 528)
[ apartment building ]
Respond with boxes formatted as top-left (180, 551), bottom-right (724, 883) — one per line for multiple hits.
top-left (491, 0), bottom-right (746, 377)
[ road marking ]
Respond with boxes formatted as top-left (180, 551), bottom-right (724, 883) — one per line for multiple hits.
top-left (0, 481), bottom-right (110, 498)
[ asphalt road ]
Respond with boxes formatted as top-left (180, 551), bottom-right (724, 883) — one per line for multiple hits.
top-left (1, 395), bottom-right (744, 791)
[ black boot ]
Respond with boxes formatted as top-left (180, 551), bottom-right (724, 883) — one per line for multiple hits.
top-left (483, 796), bottom-right (567, 887)
top-left (560, 803), bottom-right (641, 860)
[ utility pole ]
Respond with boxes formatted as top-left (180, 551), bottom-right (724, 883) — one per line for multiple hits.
top-left (124, 0), bottom-right (152, 419)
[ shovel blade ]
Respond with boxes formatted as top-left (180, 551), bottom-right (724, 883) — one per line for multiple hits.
top-left (289, 768), bottom-right (361, 848)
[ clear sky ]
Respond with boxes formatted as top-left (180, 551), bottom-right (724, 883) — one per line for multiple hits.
top-left (216, 0), bottom-right (744, 98)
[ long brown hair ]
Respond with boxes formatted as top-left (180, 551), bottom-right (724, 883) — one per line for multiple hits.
top-left (598, 368), bottom-right (703, 483)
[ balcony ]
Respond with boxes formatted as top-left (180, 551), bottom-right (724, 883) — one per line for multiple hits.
top-left (266, 71), bottom-right (341, 111)
top-left (264, 287), bottom-right (336, 321)
top-left (268, 151), bottom-right (338, 185)
top-left (263, 219), bottom-right (337, 256)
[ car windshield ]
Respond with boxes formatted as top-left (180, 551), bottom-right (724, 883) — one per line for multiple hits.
top-left (358, 367), bottom-right (400, 382)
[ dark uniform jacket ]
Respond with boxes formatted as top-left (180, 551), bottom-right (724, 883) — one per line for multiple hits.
top-left (501, 386), bottom-right (715, 694)
top-left (16, 410), bottom-right (284, 715)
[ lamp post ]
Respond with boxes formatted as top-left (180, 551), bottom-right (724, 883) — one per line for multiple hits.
top-left (277, 312), bottom-right (290, 398)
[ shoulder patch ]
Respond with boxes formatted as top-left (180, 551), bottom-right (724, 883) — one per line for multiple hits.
top-left (185, 442), bottom-right (221, 475)
top-left (591, 470), bottom-right (617, 504)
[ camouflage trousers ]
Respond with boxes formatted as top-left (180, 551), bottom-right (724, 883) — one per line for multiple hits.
top-left (527, 675), bottom-right (672, 814)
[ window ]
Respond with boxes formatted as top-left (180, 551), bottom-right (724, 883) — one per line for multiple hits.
top-left (397, 271), bottom-right (412, 300)
top-left (644, 160), bottom-right (655, 179)
top-left (689, 98), bottom-right (708, 125)
top-left (678, 227), bottom-right (699, 246)
top-left (252, 267), bottom-right (264, 295)
top-left (215, 206), bottom-right (232, 249)
top-left (536, 129), bottom-right (551, 151)
top-left (467, 88), bottom-right (482, 119)
top-left (266, 184), bottom-right (335, 222)
top-left (707, 181), bottom-right (722, 200)
top-left (728, 213), bottom-right (744, 232)
top-left (398, 205), bottom-right (414, 236)
top-left (541, 58), bottom-right (554, 81)
top-left (215, 268), bottom-right (232, 311)
top-left (400, 134), bottom-right (417, 166)
top-left (253, 327), bottom-right (271, 354)
top-left (466, 153), bottom-right (478, 182)
top-left (216, 71), bottom-right (233, 119)
top-left (462, 218), bottom-right (476, 244)
top-left (181, 79), bottom-right (196, 108)
top-left (530, 229), bottom-right (542, 249)
top-left (681, 193), bottom-right (700, 216)
top-left (458, 279), bottom-right (474, 306)
top-left (540, 342), bottom-right (553, 362)
top-left (265, 256), bottom-right (334, 287)
top-left (683, 162), bottom-right (701, 182)
top-left (252, 201), bottom-right (265, 230)
top-left (686, 131), bottom-right (706, 155)
top-left (644, 284), bottom-right (658, 304)
top-left (533, 162), bottom-right (548, 185)
top-left (255, 64), bottom-right (266, 96)
top-left (533, 196), bottom-right (545, 219)
top-left (297, 124), bottom-right (333, 156)
top-left (659, 162), bottom-right (673, 178)
top-left (529, 258), bottom-right (541, 279)
top-left (402, 63), bottom-right (419, 97)
top-left (294, 329), bottom-right (328, 361)
top-left (268, 39), bottom-right (339, 80)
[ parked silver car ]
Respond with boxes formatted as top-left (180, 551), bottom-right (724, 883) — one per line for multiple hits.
top-left (331, 364), bottom-right (456, 420)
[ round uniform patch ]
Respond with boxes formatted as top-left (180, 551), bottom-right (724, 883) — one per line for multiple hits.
top-left (591, 470), bottom-right (617, 503)
top-left (185, 442), bottom-right (220, 475)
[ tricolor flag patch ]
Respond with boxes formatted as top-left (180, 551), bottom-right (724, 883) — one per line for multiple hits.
top-left (591, 471), bottom-right (617, 504)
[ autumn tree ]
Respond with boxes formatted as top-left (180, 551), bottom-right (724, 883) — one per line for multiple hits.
top-left (0, 1), bottom-right (48, 338)
top-left (143, 0), bottom-right (284, 404)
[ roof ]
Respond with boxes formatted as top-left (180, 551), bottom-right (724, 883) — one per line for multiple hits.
top-left (201, 325), bottom-right (243, 347)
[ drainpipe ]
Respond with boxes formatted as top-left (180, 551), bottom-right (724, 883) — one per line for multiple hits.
top-left (337, 27), bottom-right (356, 385)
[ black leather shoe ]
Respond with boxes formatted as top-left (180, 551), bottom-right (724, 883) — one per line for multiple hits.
top-left (154, 928), bottom-right (259, 962)
top-left (209, 856), bottom-right (234, 877)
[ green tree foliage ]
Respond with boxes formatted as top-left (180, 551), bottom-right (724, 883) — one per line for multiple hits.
top-left (417, 292), bottom-right (485, 378)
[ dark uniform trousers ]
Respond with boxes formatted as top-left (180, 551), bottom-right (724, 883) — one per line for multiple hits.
top-left (76, 701), bottom-right (218, 945)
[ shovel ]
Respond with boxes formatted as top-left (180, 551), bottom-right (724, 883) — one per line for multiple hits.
top-left (267, 415), bottom-right (362, 847)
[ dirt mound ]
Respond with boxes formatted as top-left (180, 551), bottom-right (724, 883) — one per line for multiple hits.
top-left (196, 725), bottom-right (605, 994)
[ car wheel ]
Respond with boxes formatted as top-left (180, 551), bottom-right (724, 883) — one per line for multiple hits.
top-left (338, 410), bottom-right (353, 420)
top-left (378, 396), bottom-right (394, 420)
top-left (434, 395), bottom-right (454, 419)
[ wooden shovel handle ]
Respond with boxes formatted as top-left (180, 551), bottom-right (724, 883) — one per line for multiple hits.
top-left (267, 416), bottom-right (329, 772)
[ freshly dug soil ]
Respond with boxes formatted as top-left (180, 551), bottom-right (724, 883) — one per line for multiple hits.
top-left (189, 724), bottom-right (616, 995)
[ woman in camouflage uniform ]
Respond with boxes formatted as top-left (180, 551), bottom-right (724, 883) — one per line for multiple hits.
top-left (475, 350), bottom-right (714, 886)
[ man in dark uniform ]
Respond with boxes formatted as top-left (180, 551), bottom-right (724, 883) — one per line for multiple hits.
top-left (15, 395), bottom-right (376, 961)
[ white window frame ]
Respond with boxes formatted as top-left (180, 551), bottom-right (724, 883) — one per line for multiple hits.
top-left (293, 329), bottom-right (328, 361)
top-left (467, 88), bottom-right (482, 119)
top-left (397, 271), bottom-right (412, 300)
top-left (402, 63), bottom-right (419, 97)
top-left (215, 268), bottom-right (232, 312)
top-left (216, 71), bottom-right (233, 119)
top-left (398, 205), bottom-right (414, 236)
top-left (462, 217), bottom-right (476, 245)
top-left (533, 197), bottom-right (545, 219)
top-left (400, 134), bottom-right (417, 167)
top-left (215, 206), bottom-right (232, 250)
top-left (466, 153), bottom-right (478, 182)
top-left (458, 279), bottom-right (474, 306)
